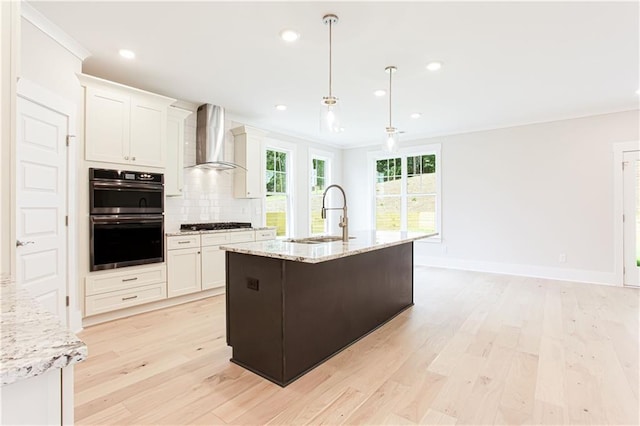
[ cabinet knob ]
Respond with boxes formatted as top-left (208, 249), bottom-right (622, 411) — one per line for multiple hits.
top-left (124, 156), bottom-right (129, 160)
top-left (132, 157), bottom-right (136, 161)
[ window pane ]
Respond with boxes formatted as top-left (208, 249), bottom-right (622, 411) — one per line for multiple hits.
top-left (277, 151), bottom-right (287, 172)
top-left (310, 195), bottom-right (325, 234)
top-left (266, 170), bottom-right (275, 193)
top-left (266, 194), bottom-right (287, 236)
top-left (408, 154), bottom-right (436, 194)
top-left (407, 195), bottom-right (436, 232)
top-left (376, 158), bottom-right (402, 195)
top-left (376, 196), bottom-right (401, 231)
top-left (266, 150), bottom-right (274, 171)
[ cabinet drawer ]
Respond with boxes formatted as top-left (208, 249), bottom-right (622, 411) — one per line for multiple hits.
top-left (86, 264), bottom-right (166, 296)
top-left (201, 231), bottom-right (255, 247)
top-left (255, 229), bottom-right (276, 241)
top-left (85, 282), bottom-right (167, 316)
top-left (167, 234), bottom-right (201, 250)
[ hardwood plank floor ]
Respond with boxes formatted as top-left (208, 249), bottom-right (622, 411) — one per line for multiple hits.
top-left (74, 267), bottom-right (640, 425)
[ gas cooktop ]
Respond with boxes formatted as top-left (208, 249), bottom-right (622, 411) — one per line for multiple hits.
top-left (180, 222), bottom-right (252, 232)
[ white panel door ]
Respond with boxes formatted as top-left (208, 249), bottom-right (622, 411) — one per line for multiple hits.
top-left (16, 97), bottom-right (68, 324)
top-left (623, 151), bottom-right (639, 287)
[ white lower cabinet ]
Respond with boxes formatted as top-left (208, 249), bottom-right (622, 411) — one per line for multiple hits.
top-left (1, 369), bottom-right (61, 425)
top-left (167, 230), bottom-right (271, 296)
top-left (167, 247), bottom-right (202, 297)
top-left (85, 264), bottom-right (167, 317)
top-left (201, 245), bottom-right (225, 290)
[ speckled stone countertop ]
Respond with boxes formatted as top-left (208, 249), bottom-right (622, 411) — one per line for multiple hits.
top-left (220, 231), bottom-right (438, 264)
top-left (1, 275), bottom-right (87, 386)
top-left (166, 227), bottom-right (276, 237)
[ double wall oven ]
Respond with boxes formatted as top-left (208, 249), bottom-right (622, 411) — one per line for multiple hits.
top-left (90, 168), bottom-right (164, 271)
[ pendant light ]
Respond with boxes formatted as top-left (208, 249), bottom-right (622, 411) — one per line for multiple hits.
top-left (384, 66), bottom-right (399, 152)
top-left (320, 14), bottom-right (341, 133)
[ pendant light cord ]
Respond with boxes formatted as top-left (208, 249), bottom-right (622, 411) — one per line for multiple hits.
top-left (388, 67), bottom-right (392, 128)
top-left (328, 19), bottom-right (333, 98)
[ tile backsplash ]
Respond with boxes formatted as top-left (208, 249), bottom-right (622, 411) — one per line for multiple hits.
top-left (164, 113), bottom-right (263, 232)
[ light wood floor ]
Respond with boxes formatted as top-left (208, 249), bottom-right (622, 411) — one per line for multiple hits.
top-left (74, 267), bottom-right (639, 425)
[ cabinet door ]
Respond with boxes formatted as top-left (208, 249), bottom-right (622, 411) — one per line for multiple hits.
top-left (201, 245), bottom-right (225, 290)
top-left (1, 369), bottom-right (61, 425)
top-left (165, 107), bottom-right (191, 196)
top-left (130, 96), bottom-right (166, 168)
top-left (85, 86), bottom-right (130, 163)
top-left (167, 248), bottom-right (201, 297)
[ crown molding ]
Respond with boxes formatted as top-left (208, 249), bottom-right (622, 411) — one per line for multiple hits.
top-left (21, 1), bottom-right (91, 61)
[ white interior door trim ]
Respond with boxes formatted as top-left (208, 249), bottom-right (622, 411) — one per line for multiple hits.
top-left (613, 140), bottom-right (640, 286)
top-left (16, 78), bottom-right (81, 331)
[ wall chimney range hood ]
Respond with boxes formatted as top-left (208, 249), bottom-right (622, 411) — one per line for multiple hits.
top-left (194, 104), bottom-right (243, 170)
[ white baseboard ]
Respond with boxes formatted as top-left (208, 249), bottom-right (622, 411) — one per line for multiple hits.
top-left (82, 288), bottom-right (224, 327)
top-left (415, 255), bottom-right (619, 287)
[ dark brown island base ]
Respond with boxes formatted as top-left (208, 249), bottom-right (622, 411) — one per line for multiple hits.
top-left (222, 231), bottom-right (437, 387)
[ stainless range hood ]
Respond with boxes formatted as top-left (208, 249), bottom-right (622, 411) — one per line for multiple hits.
top-left (194, 104), bottom-right (243, 170)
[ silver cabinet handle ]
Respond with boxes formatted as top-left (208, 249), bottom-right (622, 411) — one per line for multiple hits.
top-left (122, 295), bottom-right (138, 301)
top-left (122, 277), bottom-right (138, 282)
top-left (16, 240), bottom-right (34, 247)
top-left (124, 156), bottom-right (129, 160)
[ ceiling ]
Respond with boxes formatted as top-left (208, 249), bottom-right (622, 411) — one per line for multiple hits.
top-left (29, 1), bottom-right (639, 148)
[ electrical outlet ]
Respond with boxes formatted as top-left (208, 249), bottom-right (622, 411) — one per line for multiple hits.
top-left (559, 253), bottom-right (566, 263)
top-left (247, 278), bottom-right (259, 291)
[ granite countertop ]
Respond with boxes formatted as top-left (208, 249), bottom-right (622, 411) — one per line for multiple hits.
top-left (166, 226), bottom-right (276, 237)
top-left (220, 231), bottom-right (438, 264)
top-left (1, 276), bottom-right (87, 386)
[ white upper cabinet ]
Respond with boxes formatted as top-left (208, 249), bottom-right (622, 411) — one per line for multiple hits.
top-left (78, 73), bottom-right (175, 168)
top-left (165, 106), bottom-right (193, 196)
top-left (231, 125), bottom-right (266, 198)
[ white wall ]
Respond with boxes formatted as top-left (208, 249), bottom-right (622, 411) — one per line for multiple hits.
top-left (165, 111), bottom-right (343, 237)
top-left (344, 111), bottom-right (639, 285)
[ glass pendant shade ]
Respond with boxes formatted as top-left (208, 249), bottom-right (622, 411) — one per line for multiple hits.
top-left (320, 96), bottom-right (341, 133)
top-left (384, 128), bottom-right (399, 152)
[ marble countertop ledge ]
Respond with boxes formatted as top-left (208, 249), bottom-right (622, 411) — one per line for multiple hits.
top-left (1, 276), bottom-right (87, 386)
top-left (166, 226), bottom-right (276, 237)
top-left (220, 231), bottom-right (438, 264)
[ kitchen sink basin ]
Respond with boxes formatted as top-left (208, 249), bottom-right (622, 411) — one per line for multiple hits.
top-left (286, 236), bottom-right (354, 244)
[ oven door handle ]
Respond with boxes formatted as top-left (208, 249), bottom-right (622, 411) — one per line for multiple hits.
top-left (91, 181), bottom-right (163, 191)
top-left (91, 215), bottom-right (164, 225)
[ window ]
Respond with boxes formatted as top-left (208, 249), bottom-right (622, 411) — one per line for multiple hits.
top-left (310, 156), bottom-right (331, 235)
top-left (374, 150), bottom-right (439, 235)
top-left (265, 149), bottom-right (290, 237)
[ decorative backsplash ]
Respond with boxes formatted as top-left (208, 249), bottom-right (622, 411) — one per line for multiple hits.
top-left (164, 113), bottom-right (262, 233)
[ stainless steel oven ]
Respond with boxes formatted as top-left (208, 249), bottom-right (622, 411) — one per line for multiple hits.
top-left (90, 215), bottom-right (164, 271)
top-left (90, 168), bottom-right (163, 215)
top-left (89, 168), bottom-right (165, 271)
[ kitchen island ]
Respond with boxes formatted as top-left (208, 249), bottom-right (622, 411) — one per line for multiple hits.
top-left (221, 231), bottom-right (436, 386)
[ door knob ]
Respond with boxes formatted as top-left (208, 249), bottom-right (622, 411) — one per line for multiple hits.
top-left (16, 240), bottom-right (34, 247)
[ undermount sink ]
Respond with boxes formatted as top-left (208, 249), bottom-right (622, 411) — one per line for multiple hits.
top-left (287, 236), bottom-right (354, 244)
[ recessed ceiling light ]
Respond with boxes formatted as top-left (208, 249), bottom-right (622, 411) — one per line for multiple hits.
top-left (279, 30), bottom-right (300, 42)
top-left (426, 61), bottom-right (442, 71)
top-left (119, 49), bottom-right (135, 59)
top-left (275, 104), bottom-right (287, 111)
top-left (374, 89), bottom-right (386, 97)
top-left (410, 113), bottom-right (422, 119)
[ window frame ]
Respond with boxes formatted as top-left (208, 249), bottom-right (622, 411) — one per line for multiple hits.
top-left (264, 142), bottom-right (295, 238)
top-left (368, 144), bottom-right (442, 241)
top-left (309, 150), bottom-right (333, 235)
